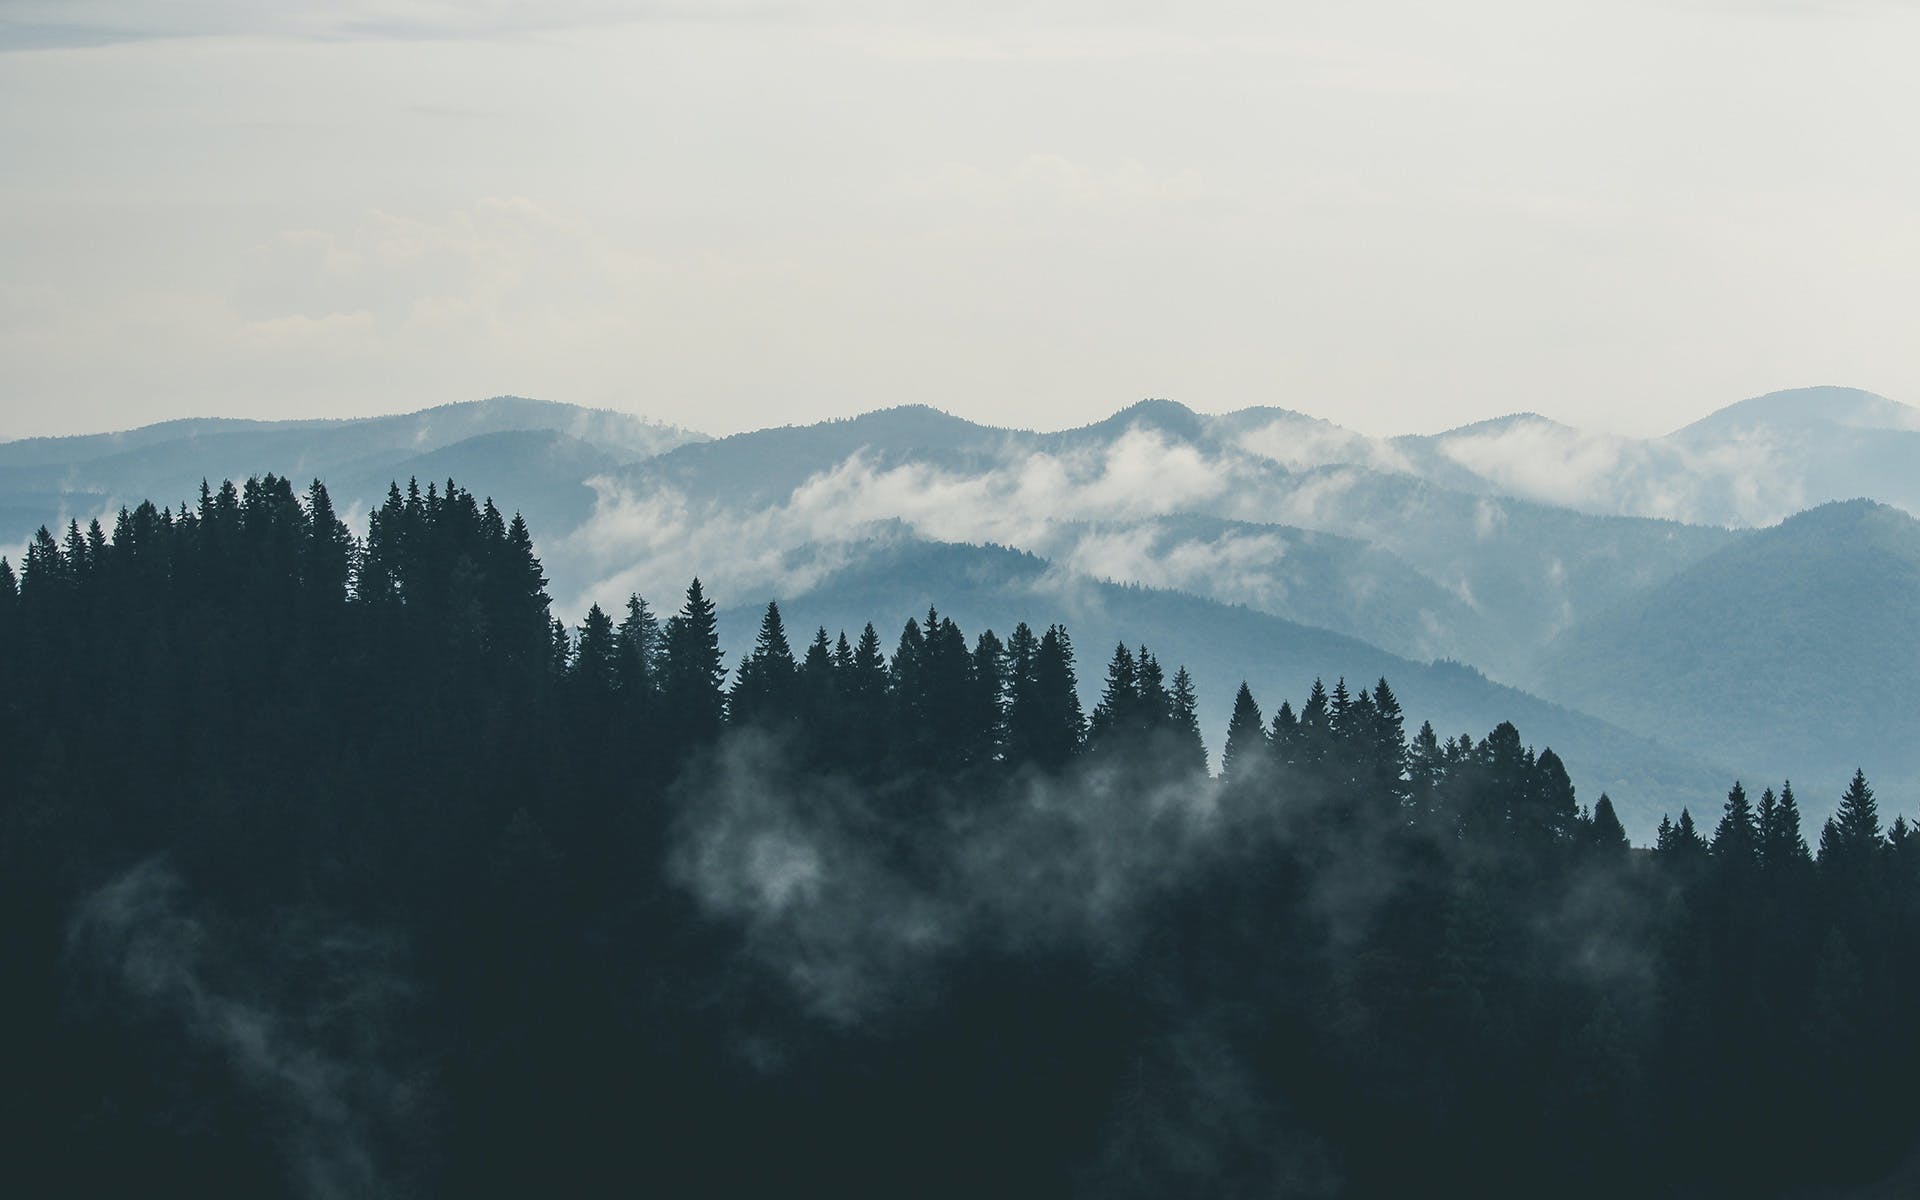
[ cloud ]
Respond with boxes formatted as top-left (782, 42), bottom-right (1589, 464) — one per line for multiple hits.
top-left (556, 427), bottom-right (1242, 612)
top-left (668, 728), bottom-right (1224, 1023)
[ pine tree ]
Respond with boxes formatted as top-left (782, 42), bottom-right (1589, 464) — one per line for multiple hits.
top-left (968, 629), bottom-right (1008, 765)
top-left (1269, 701), bottom-right (1300, 774)
top-left (1023, 624), bottom-right (1084, 769)
top-left (1759, 782), bottom-right (1812, 872)
top-left (661, 578), bottom-right (728, 743)
top-left (1222, 682), bottom-right (1266, 781)
top-left (1407, 720), bottom-right (1444, 826)
top-left (1298, 678), bottom-right (1332, 767)
top-left (572, 603), bottom-right (621, 697)
top-left (1367, 678), bottom-right (1409, 809)
top-left (615, 595), bottom-right (661, 698)
top-left (1087, 643), bottom-right (1140, 748)
top-left (302, 479), bottom-right (356, 607)
top-left (1711, 782), bottom-right (1760, 868)
top-left (1819, 770), bottom-right (1882, 870)
top-left (1511, 745), bottom-right (1577, 847)
top-left (1168, 666), bottom-right (1207, 778)
top-left (730, 601), bottom-right (799, 729)
top-left (843, 622), bottom-right (891, 767)
top-left (1672, 808), bottom-right (1708, 857)
top-left (1136, 648), bottom-right (1170, 731)
top-left (497, 513), bottom-right (552, 672)
top-left (1589, 794), bottom-right (1629, 854)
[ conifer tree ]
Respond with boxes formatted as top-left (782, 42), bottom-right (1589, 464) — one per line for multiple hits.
top-left (1712, 782), bottom-right (1760, 868)
top-left (1001, 623), bottom-right (1039, 759)
top-left (1520, 747), bottom-right (1578, 846)
top-left (302, 479), bottom-right (356, 606)
top-left (1367, 679), bottom-right (1408, 804)
top-left (1819, 770), bottom-right (1882, 870)
top-left (1168, 666), bottom-right (1207, 778)
top-left (661, 578), bottom-right (728, 742)
top-left (1759, 782), bottom-right (1812, 872)
top-left (843, 622), bottom-right (891, 767)
top-left (616, 595), bottom-right (661, 698)
top-left (1407, 720), bottom-right (1444, 825)
top-left (1222, 682), bottom-right (1266, 782)
top-left (968, 630), bottom-right (1008, 765)
top-left (730, 601), bottom-right (799, 729)
top-left (1088, 643), bottom-right (1140, 748)
top-left (1589, 794), bottom-right (1629, 854)
top-left (572, 603), bottom-right (621, 697)
top-left (1137, 647), bottom-right (1170, 730)
top-left (1673, 808), bottom-right (1708, 857)
top-left (1019, 624), bottom-right (1083, 769)
top-left (1298, 678), bottom-right (1332, 767)
top-left (1269, 701), bottom-right (1300, 774)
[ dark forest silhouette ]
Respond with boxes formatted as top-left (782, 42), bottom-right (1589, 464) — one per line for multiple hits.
top-left (3, 475), bottom-right (1919, 1198)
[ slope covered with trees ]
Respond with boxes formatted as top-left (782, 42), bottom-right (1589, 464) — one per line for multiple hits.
top-left (1537, 499), bottom-right (1920, 806)
top-left (2, 477), bottom-right (1917, 1198)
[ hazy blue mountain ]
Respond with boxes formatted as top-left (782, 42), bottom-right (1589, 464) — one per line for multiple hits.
top-left (327, 429), bottom-right (623, 533)
top-left (1223, 385), bottom-right (1920, 527)
top-left (1535, 499), bottom-right (1920, 821)
top-left (0, 396), bottom-right (703, 542)
top-left (1027, 512), bottom-right (1499, 667)
top-left (715, 537), bottom-right (1729, 841)
top-left (599, 398), bottom-right (1735, 680)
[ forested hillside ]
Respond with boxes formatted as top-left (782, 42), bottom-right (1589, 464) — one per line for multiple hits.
top-left (1539, 500), bottom-right (1920, 801)
top-left (4, 476), bottom-right (1919, 1197)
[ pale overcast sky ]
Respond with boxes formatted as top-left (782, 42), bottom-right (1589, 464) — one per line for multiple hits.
top-left (1, 0), bottom-right (1914, 440)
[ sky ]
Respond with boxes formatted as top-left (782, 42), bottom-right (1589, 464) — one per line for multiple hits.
top-left (1, 0), bottom-right (1915, 441)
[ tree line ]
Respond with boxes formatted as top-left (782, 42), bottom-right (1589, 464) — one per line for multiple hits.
top-left (2, 475), bottom-right (1917, 1198)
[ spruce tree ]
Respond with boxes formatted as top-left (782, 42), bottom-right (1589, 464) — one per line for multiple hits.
top-left (1298, 678), bottom-right (1332, 767)
top-left (968, 630), bottom-right (1008, 766)
top-left (1136, 648), bottom-right (1170, 731)
top-left (1819, 770), bottom-right (1882, 869)
top-left (1589, 794), bottom-right (1629, 854)
top-left (1672, 808), bottom-right (1708, 857)
top-left (1759, 782), bottom-right (1812, 872)
top-left (1168, 666), bottom-right (1207, 778)
top-left (1025, 625), bottom-right (1084, 769)
top-left (1407, 720), bottom-right (1444, 826)
top-left (572, 603), bottom-right (621, 697)
top-left (1222, 682), bottom-right (1266, 782)
top-left (302, 479), bottom-right (356, 607)
top-left (1521, 748), bottom-right (1578, 847)
top-left (1712, 782), bottom-right (1760, 867)
top-left (661, 578), bottom-right (728, 743)
top-left (1088, 643), bottom-right (1140, 748)
top-left (730, 601), bottom-right (798, 729)
top-left (615, 595), bottom-right (661, 698)
top-left (1269, 701), bottom-right (1300, 774)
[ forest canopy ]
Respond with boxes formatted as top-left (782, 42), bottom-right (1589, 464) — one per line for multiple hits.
top-left (2, 475), bottom-right (1917, 1198)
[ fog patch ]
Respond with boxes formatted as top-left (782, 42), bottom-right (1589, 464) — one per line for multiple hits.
top-left (65, 861), bottom-right (427, 1200)
top-left (668, 730), bottom-right (1223, 1025)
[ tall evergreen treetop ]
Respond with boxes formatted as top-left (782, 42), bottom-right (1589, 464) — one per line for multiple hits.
top-left (731, 601), bottom-right (800, 729)
top-left (662, 577), bottom-right (727, 741)
top-left (1760, 782), bottom-right (1812, 872)
top-left (1589, 794), bottom-right (1629, 854)
top-left (1168, 666), bottom-right (1207, 778)
top-left (1222, 682), bottom-right (1266, 782)
top-left (1712, 781), bottom-right (1760, 867)
top-left (1819, 770), bottom-right (1883, 868)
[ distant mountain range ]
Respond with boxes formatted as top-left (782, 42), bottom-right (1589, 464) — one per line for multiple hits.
top-left (4, 385), bottom-right (1913, 839)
